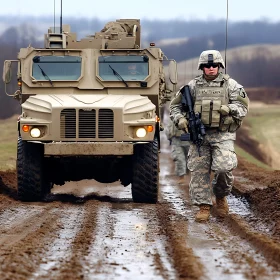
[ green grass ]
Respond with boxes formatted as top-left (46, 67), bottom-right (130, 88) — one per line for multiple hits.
top-left (235, 145), bottom-right (272, 170)
top-left (246, 108), bottom-right (280, 153)
top-left (0, 116), bottom-right (18, 171)
top-left (235, 103), bottom-right (280, 170)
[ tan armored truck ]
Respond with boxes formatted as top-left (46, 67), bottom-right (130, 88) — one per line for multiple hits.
top-left (3, 19), bottom-right (177, 203)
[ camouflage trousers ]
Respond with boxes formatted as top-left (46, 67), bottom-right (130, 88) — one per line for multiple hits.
top-left (187, 139), bottom-right (237, 205)
top-left (171, 137), bottom-right (190, 177)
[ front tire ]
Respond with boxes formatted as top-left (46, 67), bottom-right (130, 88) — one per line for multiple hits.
top-left (131, 138), bottom-right (159, 203)
top-left (17, 137), bottom-right (51, 201)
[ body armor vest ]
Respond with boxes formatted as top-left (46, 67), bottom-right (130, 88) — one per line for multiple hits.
top-left (194, 75), bottom-right (229, 128)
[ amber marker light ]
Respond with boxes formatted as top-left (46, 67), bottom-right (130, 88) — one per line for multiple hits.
top-left (18, 81), bottom-right (22, 87)
top-left (22, 125), bottom-right (29, 132)
top-left (156, 116), bottom-right (160, 123)
top-left (147, 125), bottom-right (153, 132)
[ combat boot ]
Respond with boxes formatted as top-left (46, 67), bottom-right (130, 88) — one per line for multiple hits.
top-left (215, 197), bottom-right (229, 217)
top-left (195, 204), bottom-right (211, 222)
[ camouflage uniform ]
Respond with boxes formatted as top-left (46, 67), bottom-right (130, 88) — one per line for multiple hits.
top-left (165, 119), bottom-right (190, 177)
top-left (170, 54), bottom-right (249, 206)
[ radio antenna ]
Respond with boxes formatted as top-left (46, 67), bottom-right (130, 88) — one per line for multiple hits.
top-left (53, 0), bottom-right (56, 31)
top-left (225, 0), bottom-right (229, 74)
top-left (60, 0), bottom-right (63, 33)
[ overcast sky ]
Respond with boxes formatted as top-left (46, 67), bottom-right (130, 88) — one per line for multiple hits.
top-left (1, 0), bottom-right (280, 22)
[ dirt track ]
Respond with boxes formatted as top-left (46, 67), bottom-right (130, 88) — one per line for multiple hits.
top-left (0, 136), bottom-right (280, 280)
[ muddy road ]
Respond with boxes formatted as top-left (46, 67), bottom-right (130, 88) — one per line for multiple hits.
top-left (0, 137), bottom-right (280, 280)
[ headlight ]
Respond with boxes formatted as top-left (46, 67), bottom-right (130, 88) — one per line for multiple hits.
top-left (30, 127), bottom-right (41, 138)
top-left (135, 127), bottom-right (147, 138)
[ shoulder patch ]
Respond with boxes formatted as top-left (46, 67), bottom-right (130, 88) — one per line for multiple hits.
top-left (236, 88), bottom-right (249, 108)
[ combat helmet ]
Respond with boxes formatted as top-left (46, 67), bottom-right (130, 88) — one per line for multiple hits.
top-left (197, 50), bottom-right (225, 70)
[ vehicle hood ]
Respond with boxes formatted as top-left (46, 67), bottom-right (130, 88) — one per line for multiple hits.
top-left (22, 94), bottom-right (155, 114)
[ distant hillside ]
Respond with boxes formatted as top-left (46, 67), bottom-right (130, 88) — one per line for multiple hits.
top-left (177, 44), bottom-right (280, 87)
top-left (159, 20), bottom-right (280, 62)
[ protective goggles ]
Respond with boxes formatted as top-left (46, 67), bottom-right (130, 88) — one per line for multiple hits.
top-left (203, 63), bottom-right (219, 69)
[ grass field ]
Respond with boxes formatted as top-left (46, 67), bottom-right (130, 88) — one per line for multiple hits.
top-left (235, 145), bottom-right (272, 170)
top-left (248, 109), bottom-right (280, 150)
top-left (243, 102), bottom-right (280, 169)
top-left (0, 102), bottom-right (279, 171)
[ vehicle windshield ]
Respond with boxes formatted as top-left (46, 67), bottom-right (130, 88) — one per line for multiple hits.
top-left (32, 56), bottom-right (82, 81)
top-left (98, 55), bottom-right (149, 81)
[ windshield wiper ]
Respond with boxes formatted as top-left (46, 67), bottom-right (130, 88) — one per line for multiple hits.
top-left (37, 64), bottom-right (54, 87)
top-left (109, 65), bottom-right (128, 87)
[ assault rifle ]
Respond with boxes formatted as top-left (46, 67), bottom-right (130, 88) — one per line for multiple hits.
top-left (180, 85), bottom-right (206, 156)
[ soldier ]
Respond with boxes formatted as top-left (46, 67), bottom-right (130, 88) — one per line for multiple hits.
top-left (165, 118), bottom-right (190, 185)
top-left (170, 50), bottom-right (249, 222)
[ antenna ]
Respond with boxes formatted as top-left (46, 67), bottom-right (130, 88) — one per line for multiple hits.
top-left (60, 0), bottom-right (63, 33)
top-left (225, 0), bottom-right (229, 74)
top-left (54, 0), bottom-right (56, 32)
top-left (184, 60), bottom-right (187, 84)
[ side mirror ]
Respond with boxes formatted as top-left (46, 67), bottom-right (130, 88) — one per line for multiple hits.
top-left (168, 60), bottom-right (178, 85)
top-left (3, 60), bottom-right (12, 84)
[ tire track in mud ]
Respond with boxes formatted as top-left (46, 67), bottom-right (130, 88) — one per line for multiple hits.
top-left (0, 203), bottom-right (62, 280)
top-left (231, 173), bottom-right (280, 269)
top-left (208, 219), bottom-right (279, 280)
top-left (233, 173), bottom-right (280, 244)
top-left (0, 205), bottom-right (52, 246)
top-left (83, 202), bottom-right (177, 279)
top-left (158, 144), bottom-right (204, 279)
top-left (0, 201), bottom-right (98, 280)
top-left (30, 203), bottom-right (90, 279)
top-left (49, 201), bottom-right (99, 280)
top-left (226, 213), bottom-right (280, 270)
top-left (155, 201), bottom-right (204, 279)
top-left (143, 206), bottom-right (177, 280)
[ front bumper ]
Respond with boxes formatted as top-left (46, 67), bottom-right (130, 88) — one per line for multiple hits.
top-left (44, 142), bottom-right (135, 156)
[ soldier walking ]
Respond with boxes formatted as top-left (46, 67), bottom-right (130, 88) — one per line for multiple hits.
top-left (165, 118), bottom-right (190, 185)
top-left (170, 50), bottom-right (249, 222)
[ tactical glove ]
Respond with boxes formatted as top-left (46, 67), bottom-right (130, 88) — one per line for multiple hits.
top-left (219, 105), bottom-right (230, 116)
top-left (178, 117), bottom-right (188, 132)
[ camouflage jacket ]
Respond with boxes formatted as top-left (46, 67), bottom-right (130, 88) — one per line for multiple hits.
top-left (169, 72), bottom-right (249, 141)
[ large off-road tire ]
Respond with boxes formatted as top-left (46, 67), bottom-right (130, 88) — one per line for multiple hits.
top-left (17, 137), bottom-right (51, 201)
top-left (131, 138), bottom-right (159, 203)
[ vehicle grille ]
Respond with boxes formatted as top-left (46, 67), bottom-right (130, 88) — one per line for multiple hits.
top-left (60, 109), bottom-right (76, 138)
top-left (60, 108), bottom-right (114, 139)
top-left (98, 109), bottom-right (114, 138)
top-left (79, 109), bottom-right (96, 138)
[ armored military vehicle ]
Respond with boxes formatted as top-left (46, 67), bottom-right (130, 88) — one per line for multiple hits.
top-left (3, 19), bottom-right (177, 203)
